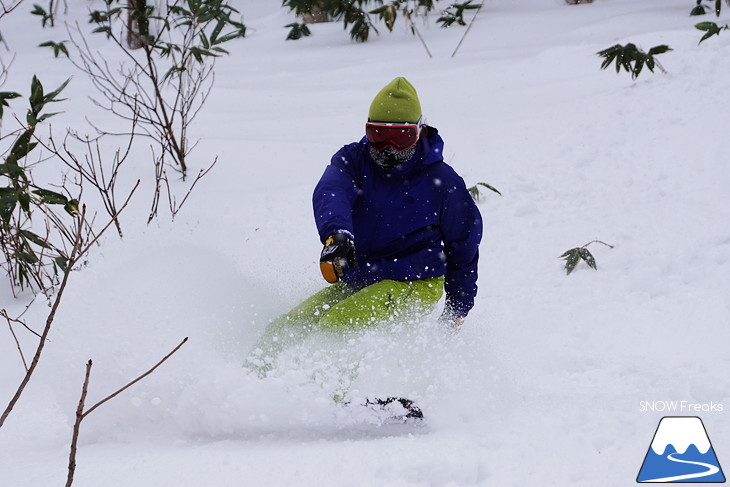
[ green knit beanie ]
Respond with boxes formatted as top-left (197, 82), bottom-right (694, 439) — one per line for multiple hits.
top-left (368, 77), bottom-right (422, 123)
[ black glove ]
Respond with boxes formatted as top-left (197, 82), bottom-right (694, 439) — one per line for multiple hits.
top-left (319, 233), bottom-right (357, 283)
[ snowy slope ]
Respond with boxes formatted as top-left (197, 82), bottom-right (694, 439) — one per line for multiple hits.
top-left (2, 0), bottom-right (730, 486)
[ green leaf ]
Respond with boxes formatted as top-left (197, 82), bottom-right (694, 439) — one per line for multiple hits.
top-left (285, 22), bottom-right (311, 41)
top-left (64, 199), bottom-right (80, 216)
top-left (561, 248), bottom-right (581, 275)
top-left (32, 188), bottom-right (68, 205)
top-left (29, 75), bottom-right (44, 109)
top-left (92, 25), bottom-right (112, 36)
top-left (18, 192), bottom-right (30, 213)
top-left (210, 16), bottom-right (226, 44)
top-left (36, 112), bottom-right (62, 123)
top-left (214, 30), bottom-right (244, 44)
top-left (646, 56), bottom-right (655, 72)
top-left (20, 229), bottom-right (52, 249)
top-left (54, 255), bottom-right (68, 271)
top-left (0, 163), bottom-right (24, 178)
top-left (43, 77), bottom-right (71, 104)
top-left (0, 91), bottom-right (21, 119)
top-left (18, 249), bottom-right (40, 264)
top-left (578, 248), bottom-right (597, 270)
top-left (599, 53), bottom-right (616, 70)
top-left (7, 131), bottom-right (37, 164)
top-left (39, 40), bottom-right (70, 58)
top-left (647, 45), bottom-right (672, 55)
top-left (0, 190), bottom-right (18, 223)
top-left (695, 21), bottom-right (717, 31)
top-left (633, 57), bottom-right (644, 79)
top-left (31, 3), bottom-right (52, 27)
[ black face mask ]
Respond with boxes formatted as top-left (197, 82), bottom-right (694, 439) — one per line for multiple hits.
top-left (369, 145), bottom-right (417, 170)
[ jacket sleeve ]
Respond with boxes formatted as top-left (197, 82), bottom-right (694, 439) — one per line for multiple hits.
top-left (440, 172), bottom-right (483, 317)
top-left (312, 145), bottom-right (362, 243)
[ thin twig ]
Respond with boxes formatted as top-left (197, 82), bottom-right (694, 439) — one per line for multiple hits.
top-left (583, 239), bottom-right (614, 249)
top-left (404, 9), bottom-right (432, 59)
top-left (452, 1), bottom-right (484, 58)
top-left (76, 180), bottom-right (139, 259)
top-left (1, 310), bottom-right (29, 371)
top-left (81, 337), bottom-right (188, 419)
top-left (168, 157), bottom-right (218, 221)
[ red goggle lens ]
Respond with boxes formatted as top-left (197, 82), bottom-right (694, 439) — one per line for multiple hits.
top-left (365, 122), bottom-right (420, 152)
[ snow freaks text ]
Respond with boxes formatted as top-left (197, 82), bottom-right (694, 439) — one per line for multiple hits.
top-left (639, 401), bottom-right (724, 413)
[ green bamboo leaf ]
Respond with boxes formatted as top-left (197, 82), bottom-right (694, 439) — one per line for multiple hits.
top-left (214, 31), bottom-right (244, 44)
top-left (476, 182), bottom-right (502, 196)
top-left (646, 56), bottom-right (655, 72)
top-left (54, 255), bottom-right (68, 271)
top-left (562, 249), bottom-right (581, 275)
top-left (560, 247), bottom-right (580, 259)
top-left (578, 248), bottom-right (597, 270)
top-left (0, 162), bottom-right (24, 178)
top-left (20, 229), bottom-right (52, 249)
top-left (32, 188), bottom-right (68, 205)
top-left (18, 192), bottom-right (31, 214)
top-left (92, 26), bottom-right (112, 36)
top-left (0, 91), bottom-right (21, 119)
top-left (36, 112), bottom-right (62, 123)
top-left (43, 77), bottom-right (71, 104)
top-left (210, 17), bottom-right (226, 44)
top-left (695, 21), bottom-right (716, 31)
top-left (699, 31), bottom-right (716, 43)
top-left (29, 75), bottom-right (44, 109)
top-left (18, 250), bottom-right (39, 264)
top-left (0, 191), bottom-right (18, 223)
top-left (8, 131), bottom-right (37, 164)
top-left (64, 199), bottom-right (80, 216)
top-left (647, 45), bottom-right (672, 55)
top-left (599, 53), bottom-right (615, 70)
top-left (633, 57), bottom-right (644, 79)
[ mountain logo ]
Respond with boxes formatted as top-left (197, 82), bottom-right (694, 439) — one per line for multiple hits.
top-left (637, 416), bottom-right (725, 483)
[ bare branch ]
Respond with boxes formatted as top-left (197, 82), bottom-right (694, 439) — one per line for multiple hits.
top-left (1, 309), bottom-right (29, 371)
top-left (0, 206), bottom-right (85, 429)
top-left (82, 337), bottom-right (188, 419)
top-left (65, 337), bottom-right (187, 486)
top-left (65, 359), bottom-right (91, 487)
top-left (168, 156), bottom-right (218, 221)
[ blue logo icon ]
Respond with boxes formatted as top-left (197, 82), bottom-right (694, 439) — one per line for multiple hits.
top-left (637, 416), bottom-right (725, 483)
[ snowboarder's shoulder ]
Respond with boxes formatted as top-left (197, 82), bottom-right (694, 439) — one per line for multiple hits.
top-left (426, 159), bottom-right (467, 186)
top-left (331, 139), bottom-right (369, 168)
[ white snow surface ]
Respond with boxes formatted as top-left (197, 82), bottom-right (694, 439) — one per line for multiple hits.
top-left (2, 0), bottom-right (730, 485)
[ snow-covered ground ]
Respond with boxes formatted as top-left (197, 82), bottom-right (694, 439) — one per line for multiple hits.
top-left (2, 0), bottom-right (730, 485)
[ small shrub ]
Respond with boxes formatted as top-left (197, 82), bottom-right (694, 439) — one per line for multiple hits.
top-left (560, 240), bottom-right (614, 276)
top-left (597, 43), bottom-right (672, 80)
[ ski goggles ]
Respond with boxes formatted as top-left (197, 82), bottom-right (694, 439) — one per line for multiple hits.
top-left (365, 119), bottom-right (422, 152)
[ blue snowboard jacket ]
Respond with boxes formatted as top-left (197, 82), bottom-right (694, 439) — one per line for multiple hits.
top-left (313, 126), bottom-right (483, 317)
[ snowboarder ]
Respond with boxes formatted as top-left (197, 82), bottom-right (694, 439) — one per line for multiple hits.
top-left (251, 76), bottom-right (482, 372)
